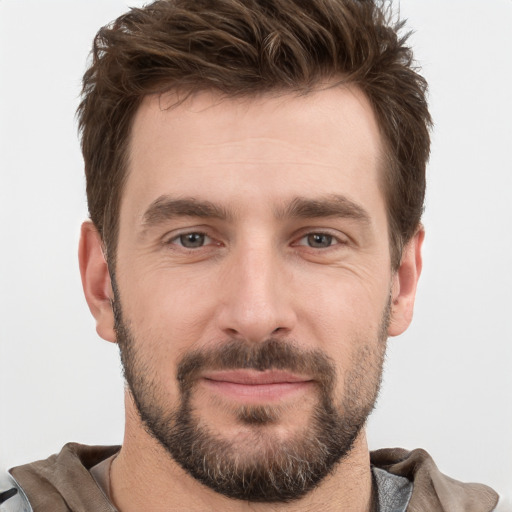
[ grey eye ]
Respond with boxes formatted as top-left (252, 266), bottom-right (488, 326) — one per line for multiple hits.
top-left (179, 233), bottom-right (206, 248)
top-left (306, 234), bottom-right (334, 248)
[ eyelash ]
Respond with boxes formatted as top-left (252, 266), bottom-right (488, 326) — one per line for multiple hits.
top-left (294, 232), bottom-right (346, 249)
top-left (164, 230), bottom-right (347, 251)
top-left (165, 231), bottom-right (215, 249)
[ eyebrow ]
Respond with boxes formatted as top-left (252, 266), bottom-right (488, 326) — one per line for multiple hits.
top-left (142, 196), bottom-right (232, 228)
top-left (141, 193), bottom-right (371, 229)
top-left (276, 194), bottom-right (371, 224)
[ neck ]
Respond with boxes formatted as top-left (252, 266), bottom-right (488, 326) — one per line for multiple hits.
top-left (110, 394), bottom-right (374, 512)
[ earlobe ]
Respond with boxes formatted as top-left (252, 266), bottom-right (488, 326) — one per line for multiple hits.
top-left (388, 227), bottom-right (424, 337)
top-left (78, 221), bottom-right (117, 343)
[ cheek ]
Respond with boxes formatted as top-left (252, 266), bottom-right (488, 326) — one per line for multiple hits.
top-left (294, 265), bottom-right (390, 342)
top-left (117, 265), bottom-right (219, 356)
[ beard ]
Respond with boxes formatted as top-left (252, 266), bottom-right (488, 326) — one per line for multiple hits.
top-left (112, 286), bottom-right (389, 503)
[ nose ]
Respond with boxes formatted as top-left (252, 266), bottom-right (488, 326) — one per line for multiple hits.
top-left (216, 243), bottom-right (297, 343)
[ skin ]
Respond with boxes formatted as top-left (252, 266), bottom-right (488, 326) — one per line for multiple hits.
top-left (79, 84), bottom-right (423, 511)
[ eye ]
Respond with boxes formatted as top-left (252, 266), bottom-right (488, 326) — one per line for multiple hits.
top-left (297, 233), bottom-right (339, 249)
top-left (170, 232), bottom-right (212, 248)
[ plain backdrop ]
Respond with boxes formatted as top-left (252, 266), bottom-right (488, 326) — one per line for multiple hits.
top-left (1, 0), bottom-right (511, 499)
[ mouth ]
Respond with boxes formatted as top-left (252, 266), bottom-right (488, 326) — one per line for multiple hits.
top-left (200, 369), bottom-right (315, 403)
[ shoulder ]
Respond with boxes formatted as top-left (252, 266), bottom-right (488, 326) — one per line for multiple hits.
top-left (371, 448), bottom-right (500, 512)
top-left (6, 443), bottom-right (120, 512)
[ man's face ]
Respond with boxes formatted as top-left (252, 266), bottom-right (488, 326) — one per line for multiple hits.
top-left (111, 86), bottom-right (399, 501)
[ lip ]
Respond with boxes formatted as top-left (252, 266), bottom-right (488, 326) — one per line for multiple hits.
top-left (200, 370), bottom-right (314, 403)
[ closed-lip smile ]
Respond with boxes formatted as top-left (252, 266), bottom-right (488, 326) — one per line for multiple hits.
top-left (200, 369), bottom-right (314, 402)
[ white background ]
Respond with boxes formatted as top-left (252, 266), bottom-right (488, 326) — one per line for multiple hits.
top-left (1, 0), bottom-right (511, 500)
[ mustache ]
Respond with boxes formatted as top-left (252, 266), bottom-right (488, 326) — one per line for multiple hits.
top-left (176, 338), bottom-right (336, 393)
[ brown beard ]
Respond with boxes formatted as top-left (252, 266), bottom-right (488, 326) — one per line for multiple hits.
top-left (113, 282), bottom-right (389, 503)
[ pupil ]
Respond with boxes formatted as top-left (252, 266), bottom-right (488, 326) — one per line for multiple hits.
top-left (308, 234), bottom-right (332, 248)
top-left (181, 233), bottom-right (204, 247)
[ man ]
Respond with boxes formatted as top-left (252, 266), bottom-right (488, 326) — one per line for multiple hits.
top-left (0, 0), bottom-right (504, 510)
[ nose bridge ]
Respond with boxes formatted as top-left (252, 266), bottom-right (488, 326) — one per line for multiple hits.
top-left (217, 236), bottom-right (296, 342)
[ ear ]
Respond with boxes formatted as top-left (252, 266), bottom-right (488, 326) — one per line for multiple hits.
top-left (78, 221), bottom-right (116, 343)
top-left (388, 227), bottom-right (424, 337)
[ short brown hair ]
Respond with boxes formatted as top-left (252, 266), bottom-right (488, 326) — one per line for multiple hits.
top-left (78, 0), bottom-right (431, 269)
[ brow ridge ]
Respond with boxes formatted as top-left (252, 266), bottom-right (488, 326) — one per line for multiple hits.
top-left (141, 193), bottom-right (371, 228)
top-left (142, 196), bottom-right (232, 227)
top-left (276, 194), bottom-right (371, 223)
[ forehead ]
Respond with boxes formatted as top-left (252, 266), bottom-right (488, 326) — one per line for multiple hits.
top-left (124, 85), bottom-right (385, 218)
